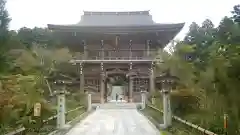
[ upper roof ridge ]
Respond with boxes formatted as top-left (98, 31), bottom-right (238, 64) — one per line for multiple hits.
top-left (83, 10), bottom-right (150, 15)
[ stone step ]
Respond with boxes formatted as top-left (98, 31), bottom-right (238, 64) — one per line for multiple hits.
top-left (97, 103), bottom-right (137, 109)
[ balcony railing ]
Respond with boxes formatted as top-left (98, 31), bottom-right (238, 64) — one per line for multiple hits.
top-left (73, 49), bottom-right (159, 60)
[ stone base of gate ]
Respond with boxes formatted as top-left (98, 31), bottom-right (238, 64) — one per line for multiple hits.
top-left (92, 103), bottom-right (142, 109)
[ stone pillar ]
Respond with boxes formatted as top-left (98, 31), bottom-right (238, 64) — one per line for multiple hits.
top-left (100, 63), bottom-right (105, 104)
top-left (160, 89), bottom-right (172, 128)
top-left (167, 93), bottom-right (172, 126)
top-left (150, 62), bottom-right (155, 93)
top-left (80, 63), bottom-right (84, 91)
top-left (162, 91), bottom-right (168, 127)
top-left (141, 91), bottom-right (146, 109)
top-left (57, 91), bottom-right (66, 129)
top-left (87, 93), bottom-right (92, 112)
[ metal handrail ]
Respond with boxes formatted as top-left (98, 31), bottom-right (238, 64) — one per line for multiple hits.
top-left (5, 106), bottom-right (84, 135)
top-left (147, 104), bottom-right (218, 135)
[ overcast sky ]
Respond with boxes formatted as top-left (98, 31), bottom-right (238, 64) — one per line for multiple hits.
top-left (6, 0), bottom-right (239, 40)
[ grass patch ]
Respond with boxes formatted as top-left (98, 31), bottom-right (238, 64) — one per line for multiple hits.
top-left (49, 110), bottom-right (92, 135)
top-left (141, 106), bottom-right (172, 135)
top-left (66, 108), bottom-right (85, 122)
top-left (142, 106), bottom-right (201, 135)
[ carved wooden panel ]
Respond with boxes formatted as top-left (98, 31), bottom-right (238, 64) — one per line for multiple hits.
top-left (133, 78), bottom-right (149, 92)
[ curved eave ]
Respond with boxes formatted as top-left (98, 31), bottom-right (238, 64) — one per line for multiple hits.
top-left (47, 23), bottom-right (185, 34)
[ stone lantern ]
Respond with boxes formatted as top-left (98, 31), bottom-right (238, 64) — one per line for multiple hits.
top-left (155, 69), bottom-right (178, 129)
top-left (53, 80), bottom-right (70, 129)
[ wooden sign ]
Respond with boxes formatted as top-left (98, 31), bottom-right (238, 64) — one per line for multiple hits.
top-left (152, 98), bottom-right (156, 105)
top-left (224, 113), bottom-right (228, 135)
top-left (34, 103), bottom-right (41, 116)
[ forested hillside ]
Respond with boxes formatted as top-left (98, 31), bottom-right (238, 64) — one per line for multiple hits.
top-left (155, 4), bottom-right (240, 134)
top-left (0, 0), bottom-right (84, 134)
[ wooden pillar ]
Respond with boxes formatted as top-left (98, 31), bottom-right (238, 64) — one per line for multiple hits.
top-left (80, 63), bottom-right (84, 92)
top-left (115, 36), bottom-right (120, 58)
top-left (129, 40), bottom-right (132, 59)
top-left (100, 62), bottom-right (105, 104)
top-left (147, 40), bottom-right (150, 56)
top-left (129, 77), bottom-right (133, 102)
top-left (129, 62), bottom-right (133, 102)
top-left (100, 40), bottom-right (105, 103)
top-left (150, 62), bottom-right (155, 93)
top-left (82, 40), bottom-right (87, 59)
top-left (115, 36), bottom-right (119, 48)
top-left (101, 40), bottom-right (104, 60)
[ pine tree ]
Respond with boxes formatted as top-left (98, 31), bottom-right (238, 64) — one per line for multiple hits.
top-left (0, 0), bottom-right (10, 45)
top-left (0, 0), bottom-right (11, 73)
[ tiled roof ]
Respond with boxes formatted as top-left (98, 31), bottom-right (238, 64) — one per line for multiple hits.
top-left (48, 10), bottom-right (185, 35)
top-left (78, 11), bottom-right (154, 26)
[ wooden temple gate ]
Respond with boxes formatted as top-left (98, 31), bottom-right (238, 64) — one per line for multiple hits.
top-left (76, 60), bottom-right (156, 103)
top-left (48, 10), bottom-right (184, 103)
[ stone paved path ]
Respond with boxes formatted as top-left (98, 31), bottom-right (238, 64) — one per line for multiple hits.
top-left (65, 109), bottom-right (161, 135)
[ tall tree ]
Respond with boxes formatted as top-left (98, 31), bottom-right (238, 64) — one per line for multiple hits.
top-left (183, 19), bottom-right (216, 70)
top-left (232, 4), bottom-right (240, 24)
top-left (0, 0), bottom-right (11, 73)
top-left (184, 22), bottom-right (200, 45)
top-left (18, 27), bottom-right (58, 49)
top-left (0, 0), bottom-right (10, 46)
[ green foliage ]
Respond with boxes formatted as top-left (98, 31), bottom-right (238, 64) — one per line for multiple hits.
top-left (0, 0), bottom-right (10, 46)
top-left (18, 27), bottom-right (58, 49)
top-left (0, 74), bottom-right (53, 134)
top-left (0, 16), bottom-right (78, 135)
top-left (232, 4), bottom-right (240, 23)
top-left (0, 0), bottom-right (11, 73)
top-left (154, 4), bottom-right (240, 134)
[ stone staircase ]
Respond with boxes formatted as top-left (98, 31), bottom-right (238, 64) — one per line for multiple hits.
top-left (96, 103), bottom-right (137, 109)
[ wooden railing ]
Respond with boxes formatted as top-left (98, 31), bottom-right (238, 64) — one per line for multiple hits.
top-left (74, 49), bottom-right (159, 60)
